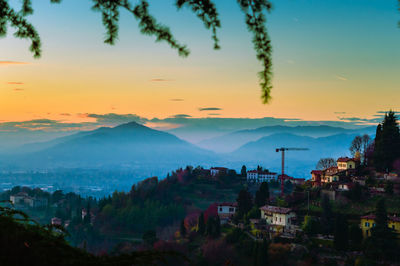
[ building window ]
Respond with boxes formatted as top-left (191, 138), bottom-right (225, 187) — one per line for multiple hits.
top-left (365, 222), bottom-right (369, 227)
top-left (392, 225), bottom-right (395, 230)
top-left (229, 208), bottom-right (234, 212)
top-left (219, 208), bottom-right (222, 212)
top-left (373, 223), bottom-right (376, 227)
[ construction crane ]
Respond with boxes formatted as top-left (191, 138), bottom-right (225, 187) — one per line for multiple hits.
top-left (275, 147), bottom-right (309, 196)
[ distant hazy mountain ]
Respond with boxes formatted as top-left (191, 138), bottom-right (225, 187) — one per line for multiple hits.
top-left (224, 133), bottom-right (360, 178)
top-left (198, 125), bottom-right (375, 153)
top-left (4, 122), bottom-right (215, 170)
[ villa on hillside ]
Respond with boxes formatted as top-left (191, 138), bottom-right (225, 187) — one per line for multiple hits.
top-left (311, 157), bottom-right (359, 187)
top-left (247, 169), bottom-right (277, 183)
top-left (10, 192), bottom-right (48, 208)
top-left (217, 202), bottom-right (237, 223)
top-left (210, 167), bottom-right (228, 177)
top-left (259, 205), bottom-right (297, 233)
top-left (361, 214), bottom-right (400, 238)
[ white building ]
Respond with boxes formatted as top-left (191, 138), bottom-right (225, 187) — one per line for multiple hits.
top-left (247, 170), bottom-right (277, 183)
top-left (210, 167), bottom-right (228, 177)
top-left (217, 202), bottom-right (237, 223)
top-left (260, 205), bottom-right (296, 230)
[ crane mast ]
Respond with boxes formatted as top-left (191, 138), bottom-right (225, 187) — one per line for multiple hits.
top-left (275, 147), bottom-right (309, 196)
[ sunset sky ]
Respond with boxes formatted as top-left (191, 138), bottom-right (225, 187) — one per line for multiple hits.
top-left (0, 0), bottom-right (399, 128)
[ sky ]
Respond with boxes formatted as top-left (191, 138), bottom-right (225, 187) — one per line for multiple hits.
top-left (0, 0), bottom-right (399, 129)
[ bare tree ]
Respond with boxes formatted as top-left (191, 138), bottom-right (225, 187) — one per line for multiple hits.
top-left (349, 136), bottom-right (363, 157)
top-left (361, 134), bottom-right (371, 164)
top-left (316, 158), bottom-right (336, 170)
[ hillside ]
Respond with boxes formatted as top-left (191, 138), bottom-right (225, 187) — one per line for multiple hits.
top-left (226, 133), bottom-right (359, 178)
top-left (198, 125), bottom-right (375, 153)
top-left (4, 122), bottom-right (215, 170)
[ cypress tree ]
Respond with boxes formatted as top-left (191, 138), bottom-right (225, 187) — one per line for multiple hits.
top-left (255, 182), bottom-right (270, 207)
top-left (236, 189), bottom-right (253, 219)
top-left (180, 219), bottom-right (186, 237)
top-left (198, 212), bottom-right (205, 235)
top-left (334, 214), bottom-right (349, 251)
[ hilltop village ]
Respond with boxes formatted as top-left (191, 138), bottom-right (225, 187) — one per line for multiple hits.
top-left (1, 111), bottom-right (400, 265)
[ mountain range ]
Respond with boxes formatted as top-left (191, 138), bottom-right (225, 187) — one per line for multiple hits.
top-left (0, 122), bottom-right (375, 179)
top-left (197, 125), bottom-right (376, 153)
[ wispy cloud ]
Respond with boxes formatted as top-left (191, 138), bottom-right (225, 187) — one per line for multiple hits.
top-left (170, 114), bottom-right (192, 119)
top-left (334, 112), bottom-right (347, 114)
top-left (13, 88), bottom-right (24, 91)
top-left (198, 107), bottom-right (222, 111)
top-left (0, 61), bottom-right (29, 66)
top-left (335, 75), bottom-right (348, 81)
top-left (150, 78), bottom-right (173, 82)
top-left (170, 98), bottom-right (184, 102)
top-left (7, 82), bottom-right (24, 85)
top-left (59, 113), bottom-right (71, 116)
top-left (208, 113), bottom-right (221, 116)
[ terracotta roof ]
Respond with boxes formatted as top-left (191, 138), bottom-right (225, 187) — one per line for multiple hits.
top-left (360, 214), bottom-right (400, 222)
top-left (248, 170), bottom-right (277, 175)
top-left (217, 202), bottom-right (238, 207)
top-left (211, 167), bottom-right (228, 171)
top-left (311, 170), bottom-right (322, 175)
top-left (260, 205), bottom-right (293, 214)
top-left (337, 157), bottom-right (355, 162)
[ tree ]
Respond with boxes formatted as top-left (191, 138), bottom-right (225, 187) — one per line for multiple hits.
top-left (180, 219), bottom-right (186, 237)
top-left (385, 181), bottom-right (394, 195)
top-left (198, 212), bottom-right (205, 235)
top-left (205, 216), bottom-right (220, 238)
top-left (350, 136), bottom-right (363, 158)
top-left (236, 189), bottom-right (253, 219)
top-left (241, 165), bottom-right (247, 177)
top-left (142, 230), bottom-right (158, 246)
top-left (255, 182), bottom-right (270, 207)
top-left (334, 214), bottom-right (348, 251)
top-left (254, 239), bottom-right (269, 266)
top-left (316, 158), bottom-right (336, 170)
top-left (365, 198), bottom-right (398, 261)
top-left (321, 194), bottom-right (334, 235)
top-left (374, 111), bottom-right (400, 171)
top-left (0, 0), bottom-right (274, 103)
top-left (348, 224), bottom-right (363, 250)
top-left (302, 215), bottom-right (320, 236)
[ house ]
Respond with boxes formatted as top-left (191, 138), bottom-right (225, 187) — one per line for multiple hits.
top-left (247, 169), bottom-right (277, 183)
top-left (10, 192), bottom-right (28, 205)
top-left (360, 214), bottom-right (400, 238)
top-left (10, 192), bottom-right (48, 208)
top-left (210, 167), bottom-right (228, 177)
top-left (321, 166), bottom-right (340, 183)
top-left (259, 205), bottom-right (296, 232)
top-left (311, 170), bottom-right (322, 187)
top-left (51, 217), bottom-right (62, 226)
top-left (337, 157), bottom-right (357, 170)
top-left (217, 202), bottom-right (237, 223)
top-left (337, 182), bottom-right (354, 191)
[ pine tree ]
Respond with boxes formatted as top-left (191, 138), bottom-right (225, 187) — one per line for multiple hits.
top-left (255, 182), bottom-right (270, 207)
top-left (374, 111), bottom-right (400, 171)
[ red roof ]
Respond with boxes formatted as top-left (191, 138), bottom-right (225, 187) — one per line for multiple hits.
top-left (361, 214), bottom-right (400, 222)
top-left (311, 170), bottom-right (322, 175)
top-left (260, 205), bottom-right (293, 214)
top-left (211, 167), bottom-right (228, 171)
top-left (248, 170), bottom-right (277, 175)
top-left (217, 202), bottom-right (238, 207)
top-left (337, 157), bottom-right (355, 162)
